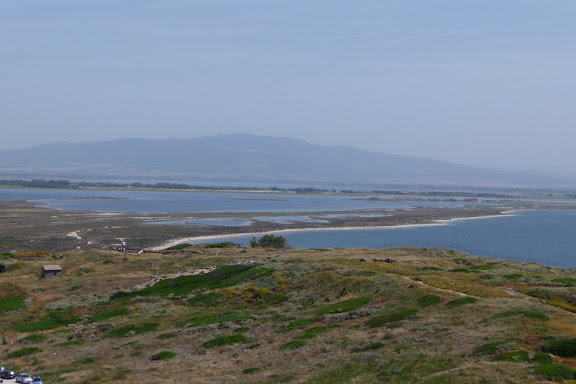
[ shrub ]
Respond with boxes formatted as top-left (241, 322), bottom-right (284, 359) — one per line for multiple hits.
top-left (280, 340), bottom-right (306, 350)
top-left (446, 297), bottom-right (477, 307)
top-left (250, 234), bottom-right (288, 248)
top-left (187, 293), bottom-right (223, 307)
top-left (13, 319), bottom-right (59, 332)
top-left (474, 341), bottom-right (515, 356)
top-left (417, 295), bottom-right (442, 308)
top-left (492, 351), bottom-right (552, 364)
top-left (366, 308), bottom-right (418, 328)
top-left (501, 274), bottom-right (523, 280)
top-left (7, 347), bottom-right (41, 358)
top-left (313, 297), bottom-right (371, 315)
top-left (534, 364), bottom-right (576, 380)
top-left (541, 338), bottom-right (576, 357)
top-left (203, 242), bottom-right (236, 248)
top-left (150, 351), bottom-right (177, 360)
top-left (201, 334), bottom-right (245, 349)
top-left (243, 367), bottom-right (261, 374)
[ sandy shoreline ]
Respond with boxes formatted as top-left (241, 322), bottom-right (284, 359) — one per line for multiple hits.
top-left (149, 210), bottom-right (516, 251)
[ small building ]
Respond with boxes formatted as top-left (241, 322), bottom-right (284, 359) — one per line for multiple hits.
top-left (42, 265), bottom-right (62, 278)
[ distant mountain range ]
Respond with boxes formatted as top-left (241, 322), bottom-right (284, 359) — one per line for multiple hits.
top-left (0, 134), bottom-right (573, 189)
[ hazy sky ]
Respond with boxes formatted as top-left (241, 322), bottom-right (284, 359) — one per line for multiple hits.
top-left (2, 1), bottom-right (575, 172)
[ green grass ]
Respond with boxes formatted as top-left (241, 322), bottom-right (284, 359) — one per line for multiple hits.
top-left (446, 296), bottom-right (477, 307)
top-left (262, 294), bottom-right (286, 304)
top-left (106, 322), bottom-right (160, 338)
top-left (13, 319), bottom-right (60, 332)
top-left (474, 341), bottom-right (513, 356)
top-left (59, 338), bottom-right (86, 347)
top-left (417, 294), bottom-right (442, 308)
top-left (75, 357), bottom-right (96, 364)
top-left (491, 310), bottom-right (549, 321)
top-left (90, 306), bottom-right (128, 322)
top-left (365, 308), bottom-right (418, 327)
top-left (166, 243), bottom-right (192, 250)
top-left (0, 295), bottom-right (26, 312)
top-left (157, 332), bottom-right (178, 340)
top-left (552, 277), bottom-right (576, 286)
top-left (112, 265), bottom-right (274, 299)
top-left (351, 342), bottom-right (384, 353)
top-left (296, 326), bottom-right (326, 339)
top-left (279, 340), bottom-right (306, 350)
top-left (18, 334), bottom-right (47, 343)
top-left (7, 347), bottom-right (41, 358)
top-left (419, 266), bottom-right (443, 271)
top-left (150, 350), bottom-right (177, 360)
top-left (243, 367), bottom-right (261, 374)
top-left (180, 311), bottom-right (250, 327)
top-left (492, 350), bottom-right (552, 364)
top-left (534, 364), bottom-right (576, 380)
top-left (312, 297), bottom-right (371, 315)
top-left (201, 334), bottom-right (245, 349)
top-left (470, 265), bottom-right (500, 270)
top-left (203, 242), bottom-right (236, 248)
top-left (187, 293), bottom-right (223, 306)
top-left (501, 274), bottom-right (523, 280)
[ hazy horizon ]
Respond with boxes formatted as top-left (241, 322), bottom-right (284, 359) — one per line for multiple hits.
top-left (2, 1), bottom-right (575, 173)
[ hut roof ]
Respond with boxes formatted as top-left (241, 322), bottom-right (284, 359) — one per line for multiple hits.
top-left (42, 265), bottom-right (62, 271)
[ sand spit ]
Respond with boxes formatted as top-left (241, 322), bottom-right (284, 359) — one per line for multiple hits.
top-left (149, 210), bottom-right (515, 251)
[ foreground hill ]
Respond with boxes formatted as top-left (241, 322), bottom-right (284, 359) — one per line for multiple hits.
top-left (0, 134), bottom-right (572, 188)
top-left (2, 245), bottom-right (576, 383)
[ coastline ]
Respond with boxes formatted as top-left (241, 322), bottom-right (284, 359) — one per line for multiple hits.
top-left (149, 210), bottom-right (516, 251)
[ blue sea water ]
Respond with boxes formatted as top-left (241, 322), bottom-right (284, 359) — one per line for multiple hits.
top-left (191, 210), bottom-right (576, 268)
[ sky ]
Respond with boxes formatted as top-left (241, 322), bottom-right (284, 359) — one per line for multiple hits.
top-left (1, 1), bottom-right (575, 172)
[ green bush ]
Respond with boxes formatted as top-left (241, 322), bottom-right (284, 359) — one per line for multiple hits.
top-left (203, 242), bottom-right (236, 248)
top-left (280, 340), bottom-right (306, 350)
top-left (296, 327), bottom-right (326, 339)
top-left (243, 367), bottom-right (261, 374)
top-left (534, 364), bottom-right (576, 380)
top-left (187, 293), bottom-right (223, 307)
top-left (13, 319), bottom-right (59, 332)
top-left (366, 308), bottom-right (418, 327)
top-left (250, 234), bottom-right (288, 248)
top-left (313, 297), bottom-right (371, 315)
top-left (150, 351), bottom-right (177, 360)
top-left (501, 274), bottom-right (523, 280)
top-left (474, 341), bottom-right (514, 356)
top-left (201, 334), bottom-right (245, 349)
top-left (492, 351), bottom-right (552, 364)
top-left (541, 338), bottom-right (576, 357)
top-left (0, 295), bottom-right (26, 312)
top-left (417, 295), bottom-right (442, 308)
top-left (446, 297), bottom-right (477, 307)
top-left (7, 347), bottom-right (41, 358)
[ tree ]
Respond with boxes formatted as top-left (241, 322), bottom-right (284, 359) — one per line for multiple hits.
top-left (249, 234), bottom-right (287, 248)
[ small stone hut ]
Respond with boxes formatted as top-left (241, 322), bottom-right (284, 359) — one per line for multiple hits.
top-left (42, 265), bottom-right (62, 278)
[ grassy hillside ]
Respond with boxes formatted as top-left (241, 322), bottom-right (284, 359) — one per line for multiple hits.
top-left (2, 245), bottom-right (576, 383)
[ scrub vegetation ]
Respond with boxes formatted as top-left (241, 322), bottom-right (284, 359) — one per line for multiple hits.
top-left (2, 244), bottom-right (576, 383)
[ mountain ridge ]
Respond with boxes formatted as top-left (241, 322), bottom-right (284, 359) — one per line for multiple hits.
top-left (0, 134), bottom-right (573, 189)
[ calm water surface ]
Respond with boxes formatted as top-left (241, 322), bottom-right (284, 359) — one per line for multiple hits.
top-left (191, 210), bottom-right (576, 268)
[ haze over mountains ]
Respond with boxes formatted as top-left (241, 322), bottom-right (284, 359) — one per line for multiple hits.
top-left (0, 134), bottom-right (573, 189)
